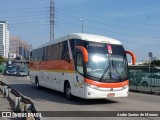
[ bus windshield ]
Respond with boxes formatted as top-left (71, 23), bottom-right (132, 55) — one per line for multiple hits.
top-left (85, 42), bottom-right (128, 83)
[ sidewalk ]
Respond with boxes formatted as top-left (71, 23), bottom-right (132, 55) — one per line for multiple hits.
top-left (0, 92), bottom-right (12, 111)
top-left (0, 92), bottom-right (13, 120)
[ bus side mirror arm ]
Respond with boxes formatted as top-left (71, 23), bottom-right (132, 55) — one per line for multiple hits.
top-left (75, 46), bottom-right (88, 62)
top-left (125, 51), bottom-right (136, 65)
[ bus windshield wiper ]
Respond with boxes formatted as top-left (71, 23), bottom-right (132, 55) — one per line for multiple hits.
top-left (100, 60), bottom-right (122, 82)
top-left (99, 54), bottom-right (112, 82)
top-left (111, 60), bottom-right (122, 82)
top-left (99, 65), bottom-right (110, 82)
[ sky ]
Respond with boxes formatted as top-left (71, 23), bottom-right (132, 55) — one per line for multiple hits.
top-left (0, 0), bottom-right (160, 62)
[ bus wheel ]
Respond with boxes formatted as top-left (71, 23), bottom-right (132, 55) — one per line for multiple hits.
top-left (65, 83), bottom-right (73, 100)
top-left (35, 77), bottom-right (41, 90)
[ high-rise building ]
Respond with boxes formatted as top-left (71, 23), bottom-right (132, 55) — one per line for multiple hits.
top-left (9, 36), bottom-right (32, 60)
top-left (0, 21), bottom-right (9, 58)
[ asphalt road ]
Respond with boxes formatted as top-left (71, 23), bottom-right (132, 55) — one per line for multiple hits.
top-left (0, 75), bottom-right (160, 120)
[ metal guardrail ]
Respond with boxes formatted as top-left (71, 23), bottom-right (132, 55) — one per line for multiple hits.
top-left (0, 81), bottom-right (43, 120)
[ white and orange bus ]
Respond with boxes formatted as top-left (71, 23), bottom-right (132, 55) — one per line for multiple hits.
top-left (29, 33), bottom-right (136, 100)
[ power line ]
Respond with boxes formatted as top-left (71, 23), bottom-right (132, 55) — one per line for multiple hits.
top-left (1, 2), bottom-right (159, 43)
top-left (56, 13), bottom-right (160, 34)
top-left (55, 23), bottom-right (79, 31)
top-left (0, 6), bottom-right (49, 12)
top-left (9, 20), bottom-right (49, 25)
top-left (0, 11), bottom-right (49, 18)
top-left (54, 20), bottom-right (160, 40)
top-left (54, 16), bottom-right (160, 39)
top-left (55, 7), bottom-right (160, 27)
top-left (10, 23), bottom-right (49, 29)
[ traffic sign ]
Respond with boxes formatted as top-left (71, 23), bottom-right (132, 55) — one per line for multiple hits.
top-left (148, 52), bottom-right (152, 58)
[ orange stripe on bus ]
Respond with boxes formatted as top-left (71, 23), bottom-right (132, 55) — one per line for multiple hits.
top-left (29, 60), bottom-right (74, 71)
top-left (29, 69), bottom-right (75, 73)
top-left (84, 78), bottom-right (129, 88)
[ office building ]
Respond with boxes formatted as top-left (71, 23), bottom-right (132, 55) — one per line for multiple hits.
top-left (9, 36), bottom-right (32, 60)
top-left (0, 21), bottom-right (9, 58)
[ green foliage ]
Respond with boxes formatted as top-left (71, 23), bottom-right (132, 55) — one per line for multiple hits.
top-left (151, 60), bottom-right (160, 66)
top-left (143, 62), bottom-right (149, 66)
top-left (0, 55), bottom-right (5, 64)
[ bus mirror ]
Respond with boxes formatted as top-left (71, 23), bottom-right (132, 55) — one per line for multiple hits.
top-left (75, 46), bottom-right (88, 62)
top-left (125, 51), bottom-right (136, 65)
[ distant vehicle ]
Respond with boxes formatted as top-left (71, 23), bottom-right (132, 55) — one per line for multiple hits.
top-left (29, 33), bottom-right (136, 100)
top-left (141, 73), bottom-right (160, 87)
top-left (4, 65), bottom-right (29, 76)
top-left (18, 66), bottom-right (29, 76)
top-left (129, 70), bottom-right (146, 86)
top-left (4, 65), bottom-right (19, 76)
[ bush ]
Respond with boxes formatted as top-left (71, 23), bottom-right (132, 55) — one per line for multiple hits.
top-left (151, 60), bottom-right (160, 66)
top-left (0, 55), bottom-right (5, 64)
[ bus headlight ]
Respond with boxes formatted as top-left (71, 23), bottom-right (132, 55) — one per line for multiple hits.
top-left (122, 85), bottom-right (128, 89)
top-left (84, 82), bottom-right (97, 89)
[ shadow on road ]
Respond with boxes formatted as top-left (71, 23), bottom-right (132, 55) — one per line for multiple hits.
top-left (9, 84), bottom-right (118, 105)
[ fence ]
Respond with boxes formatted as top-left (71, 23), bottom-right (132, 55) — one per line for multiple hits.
top-left (0, 81), bottom-right (43, 120)
top-left (129, 66), bottom-right (160, 94)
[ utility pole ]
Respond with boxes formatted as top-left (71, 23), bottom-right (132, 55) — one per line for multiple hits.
top-left (79, 19), bottom-right (84, 33)
top-left (50, 0), bottom-right (55, 41)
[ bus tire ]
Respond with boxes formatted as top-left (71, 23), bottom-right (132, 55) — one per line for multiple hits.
top-left (64, 82), bottom-right (73, 100)
top-left (35, 77), bottom-right (41, 90)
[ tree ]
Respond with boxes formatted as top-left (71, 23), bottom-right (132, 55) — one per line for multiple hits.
top-left (0, 55), bottom-right (5, 64)
top-left (151, 60), bottom-right (160, 66)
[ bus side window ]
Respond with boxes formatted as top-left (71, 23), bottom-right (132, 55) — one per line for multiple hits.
top-left (60, 41), bottom-right (70, 62)
top-left (30, 52), bottom-right (32, 61)
top-left (76, 52), bottom-right (84, 75)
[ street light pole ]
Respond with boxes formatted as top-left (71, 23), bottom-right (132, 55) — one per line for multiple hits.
top-left (148, 52), bottom-right (152, 73)
top-left (79, 19), bottom-right (83, 33)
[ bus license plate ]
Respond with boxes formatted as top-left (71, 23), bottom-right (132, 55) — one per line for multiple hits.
top-left (107, 93), bottom-right (115, 97)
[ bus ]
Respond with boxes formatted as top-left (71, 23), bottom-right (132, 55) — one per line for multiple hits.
top-left (29, 33), bottom-right (136, 100)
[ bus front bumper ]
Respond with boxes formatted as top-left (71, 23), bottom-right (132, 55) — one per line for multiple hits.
top-left (84, 85), bottom-right (129, 99)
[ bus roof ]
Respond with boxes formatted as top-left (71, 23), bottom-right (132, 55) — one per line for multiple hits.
top-left (32, 33), bottom-right (122, 50)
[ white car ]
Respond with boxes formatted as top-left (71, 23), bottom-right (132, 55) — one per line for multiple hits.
top-left (141, 74), bottom-right (160, 87)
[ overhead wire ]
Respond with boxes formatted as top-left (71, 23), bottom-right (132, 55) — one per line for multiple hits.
top-left (55, 8), bottom-right (160, 31)
top-left (0, 6), bottom-right (49, 12)
top-left (55, 7), bottom-right (160, 27)
top-left (56, 13), bottom-right (160, 37)
top-left (1, 4), bottom-right (160, 43)
top-left (54, 13), bottom-right (160, 39)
